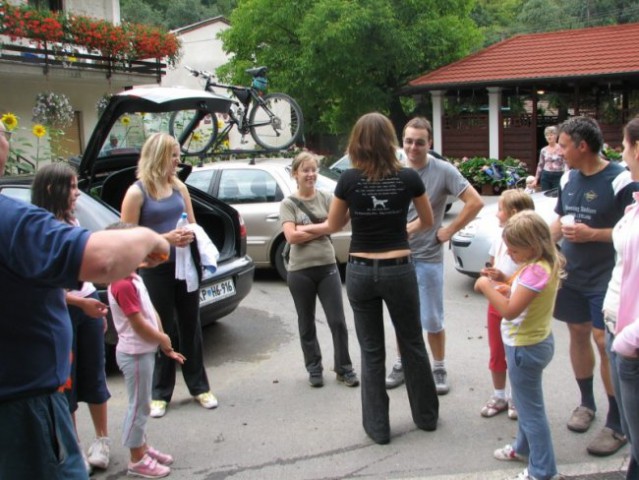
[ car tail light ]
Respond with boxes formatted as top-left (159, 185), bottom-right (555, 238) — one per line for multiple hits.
top-left (238, 212), bottom-right (247, 239)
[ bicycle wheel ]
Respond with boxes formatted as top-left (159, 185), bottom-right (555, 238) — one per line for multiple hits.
top-left (169, 110), bottom-right (218, 155)
top-left (249, 93), bottom-right (304, 150)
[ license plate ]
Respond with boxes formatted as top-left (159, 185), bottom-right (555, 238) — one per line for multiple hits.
top-left (200, 278), bottom-right (236, 306)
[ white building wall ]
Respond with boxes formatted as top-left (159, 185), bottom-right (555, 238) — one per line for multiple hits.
top-left (163, 19), bottom-right (246, 151)
top-left (65, 0), bottom-right (120, 23)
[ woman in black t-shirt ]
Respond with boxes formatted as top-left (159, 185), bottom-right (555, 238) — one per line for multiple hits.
top-left (313, 112), bottom-right (439, 444)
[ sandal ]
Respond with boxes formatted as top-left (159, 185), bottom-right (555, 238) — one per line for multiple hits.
top-left (508, 400), bottom-right (518, 420)
top-left (481, 396), bottom-right (508, 417)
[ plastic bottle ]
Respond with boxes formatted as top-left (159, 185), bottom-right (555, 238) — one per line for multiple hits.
top-left (176, 212), bottom-right (188, 228)
top-left (175, 212), bottom-right (189, 282)
top-left (176, 212), bottom-right (189, 251)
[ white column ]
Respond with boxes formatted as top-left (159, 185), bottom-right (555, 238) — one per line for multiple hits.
top-left (487, 87), bottom-right (502, 159)
top-left (430, 90), bottom-right (445, 153)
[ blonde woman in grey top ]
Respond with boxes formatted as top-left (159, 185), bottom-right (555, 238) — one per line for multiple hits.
top-left (280, 152), bottom-right (359, 388)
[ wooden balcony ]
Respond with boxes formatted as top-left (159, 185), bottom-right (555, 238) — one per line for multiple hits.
top-left (0, 43), bottom-right (167, 82)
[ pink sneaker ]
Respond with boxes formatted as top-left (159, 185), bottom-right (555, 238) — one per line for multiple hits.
top-left (128, 453), bottom-right (170, 478)
top-left (147, 446), bottom-right (174, 466)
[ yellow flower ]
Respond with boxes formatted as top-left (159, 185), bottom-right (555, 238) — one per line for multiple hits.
top-left (217, 119), bottom-right (224, 129)
top-left (32, 124), bottom-right (47, 138)
top-left (120, 116), bottom-right (131, 126)
top-left (1, 113), bottom-right (18, 131)
top-left (192, 132), bottom-right (202, 142)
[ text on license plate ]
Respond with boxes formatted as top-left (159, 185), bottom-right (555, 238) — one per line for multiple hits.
top-left (200, 279), bottom-right (236, 305)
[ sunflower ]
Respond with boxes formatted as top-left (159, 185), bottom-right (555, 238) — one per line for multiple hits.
top-left (1, 113), bottom-right (18, 131)
top-left (120, 116), bottom-right (131, 126)
top-left (32, 124), bottom-right (47, 138)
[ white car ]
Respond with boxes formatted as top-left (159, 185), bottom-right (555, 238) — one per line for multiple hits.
top-left (186, 159), bottom-right (351, 280)
top-left (450, 189), bottom-right (560, 277)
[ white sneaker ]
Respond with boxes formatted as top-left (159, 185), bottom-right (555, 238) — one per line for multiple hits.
top-left (150, 400), bottom-right (168, 418)
top-left (87, 436), bottom-right (111, 469)
top-left (195, 391), bottom-right (218, 409)
top-left (494, 444), bottom-right (525, 462)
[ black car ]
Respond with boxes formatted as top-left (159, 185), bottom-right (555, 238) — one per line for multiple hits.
top-left (1, 87), bottom-right (255, 347)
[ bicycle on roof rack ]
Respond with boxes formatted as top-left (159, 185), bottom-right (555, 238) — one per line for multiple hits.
top-left (169, 66), bottom-right (304, 156)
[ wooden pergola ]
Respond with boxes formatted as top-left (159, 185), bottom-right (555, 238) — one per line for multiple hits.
top-left (402, 22), bottom-right (639, 171)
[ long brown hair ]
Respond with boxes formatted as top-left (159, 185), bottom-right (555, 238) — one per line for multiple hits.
top-left (31, 162), bottom-right (77, 224)
top-left (347, 113), bottom-right (401, 182)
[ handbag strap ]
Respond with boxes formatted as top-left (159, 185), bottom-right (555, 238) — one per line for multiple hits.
top-left (289, 196), bottom-right (324, 224)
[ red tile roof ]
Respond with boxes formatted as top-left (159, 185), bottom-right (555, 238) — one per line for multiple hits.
top-left (409, 22), bottom-right (639, 89)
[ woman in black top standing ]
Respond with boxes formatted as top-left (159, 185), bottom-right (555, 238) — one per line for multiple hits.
top-left (314, 112), bottom-right (438, 444)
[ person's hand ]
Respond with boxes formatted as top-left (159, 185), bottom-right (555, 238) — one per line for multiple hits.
top-left (170, 227), bottom-right (195, 248)
top-left (436, 226), bottom-right (454, 243)
top-left (142, 237), bottom-right (171, 268)
top-left (164, 349), bottom-right (186, 364)
top-left (80, 297), bottom-right (109, 319)
top-left (481, 266), bottom-right (505, 282)
top-left (561, 222), bottom-right (593, 243)
top-left (474, 275), bottom-right (491, 293)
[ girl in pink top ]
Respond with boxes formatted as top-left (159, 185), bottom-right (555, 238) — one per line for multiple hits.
top-left (109, 257), bottom-right (185, 478)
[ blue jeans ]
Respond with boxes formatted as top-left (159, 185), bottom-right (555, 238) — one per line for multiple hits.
top-left (287, 264), bottom-right (353, 375)
top-left (413, 261), bottom-right (444, 333)
top-left (0, 392), bottom-right (87, 479)
top-left (607, 330), bottom-right (639, 480)
top-left (346, 261), bottom-right (438, 443)
top-left (506, 335), bottom-right (557, 480)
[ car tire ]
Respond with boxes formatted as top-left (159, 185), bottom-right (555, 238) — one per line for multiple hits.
top-left (274, 240), bottom-right (289, 282)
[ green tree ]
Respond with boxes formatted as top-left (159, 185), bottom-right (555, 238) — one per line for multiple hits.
top-left (121, 0), bottom-right (236, 29)
top-left (471, 0), bottom-right (523, 45)
top-left (219, 0), bottom-right (482, 141)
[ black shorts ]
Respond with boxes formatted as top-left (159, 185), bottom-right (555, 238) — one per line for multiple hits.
top-left (553, 284), bottom-right (605, 330)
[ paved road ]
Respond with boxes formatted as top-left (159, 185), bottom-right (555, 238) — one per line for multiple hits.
top-left (79, 197), bottom-right (631, 479)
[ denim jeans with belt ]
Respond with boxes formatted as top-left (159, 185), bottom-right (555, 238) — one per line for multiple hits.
top-left (506, 335), bottom-right (557, 480)
top-left (346, 260), bottom-right (438, 443)
top-left (607, 328), bottom-right (639, 479)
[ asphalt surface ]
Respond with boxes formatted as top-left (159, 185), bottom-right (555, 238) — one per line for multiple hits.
top-left (77, 195), bottom-right (634, 480)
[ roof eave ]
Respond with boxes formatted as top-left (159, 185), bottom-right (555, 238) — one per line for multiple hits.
top-left (400, 71), bottom-right (639, 95)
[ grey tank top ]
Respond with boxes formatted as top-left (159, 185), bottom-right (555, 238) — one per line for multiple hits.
top-left (136, 180), bottom-right (185, 261)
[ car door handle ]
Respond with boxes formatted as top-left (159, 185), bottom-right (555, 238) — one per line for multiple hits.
top-left (266, 213), bottom-right (280, 222)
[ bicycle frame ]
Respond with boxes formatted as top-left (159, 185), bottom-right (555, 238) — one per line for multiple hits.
top-left (202, 77), bottom-right (282, 151)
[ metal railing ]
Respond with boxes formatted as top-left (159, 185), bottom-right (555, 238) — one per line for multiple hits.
top-left (0, 43), bottom-right (166, 81)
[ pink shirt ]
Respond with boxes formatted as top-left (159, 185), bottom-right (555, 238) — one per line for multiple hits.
top-left (108, 273), bottom-right (160, 355)
top-left (613, 194), bottom-right (639, 357)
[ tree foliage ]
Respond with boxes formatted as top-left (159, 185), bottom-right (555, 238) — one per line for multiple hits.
top-left (218, 0), bottom-right (482, 137)
top-left (474, 0), bottom-right (639, 43)
top-left (120, 0), bottom-right (236, 30)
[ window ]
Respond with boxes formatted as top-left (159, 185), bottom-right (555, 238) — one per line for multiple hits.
top-left (219, 169), bottom-right (282, 204)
